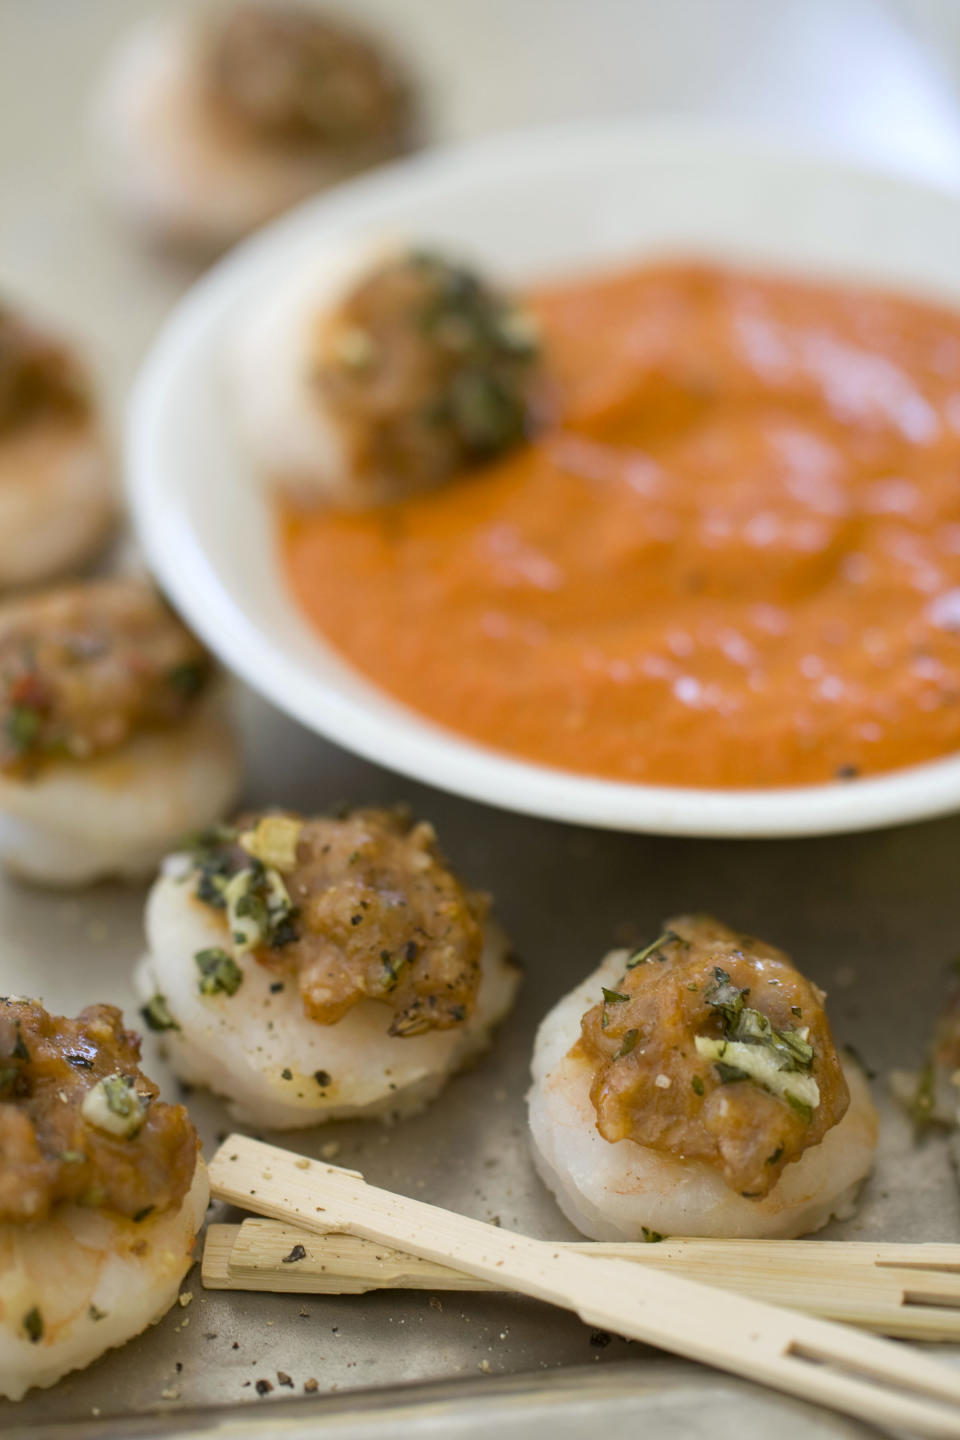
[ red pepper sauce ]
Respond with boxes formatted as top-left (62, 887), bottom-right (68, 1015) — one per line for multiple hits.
top-left (282, 261), bottom-right (960, 788)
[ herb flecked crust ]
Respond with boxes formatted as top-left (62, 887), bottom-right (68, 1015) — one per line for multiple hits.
top-left (575, 915), bottom-right (850, 1197)
top-left (183, 807), bottom-right (489, 1037)
top-left (0, 997), bottom-right (197, 1224)
top-left (313, 251), bottom-right (543, 501)
top-left (0, 580), bottom-right (214, 778)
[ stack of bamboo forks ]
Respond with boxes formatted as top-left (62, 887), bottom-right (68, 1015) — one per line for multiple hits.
top-left (205, 1136), bottom-right (960, 1437)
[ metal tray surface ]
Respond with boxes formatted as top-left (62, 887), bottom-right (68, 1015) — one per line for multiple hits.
top-left (2, 696), bottom-right (960, 1438)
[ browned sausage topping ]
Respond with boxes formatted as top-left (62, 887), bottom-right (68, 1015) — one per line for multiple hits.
top-left (189, 808), bottom-right (486, 1035)
top-left (576, 916), bottom-right (850, 1197)
top-left (312, 251), bottom-right (543, 502)
top-left (0, 305), bottom-right (90, 435)
top-left (0, 579), bottom-right (214, 778)
top-left (206, 4), bottom-right (412, 148)
top-left (0, 999), bottom-right (198, 1224)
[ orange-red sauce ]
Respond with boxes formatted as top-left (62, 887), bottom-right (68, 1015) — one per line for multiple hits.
top-left (282, 261), bottom-right (960, 788)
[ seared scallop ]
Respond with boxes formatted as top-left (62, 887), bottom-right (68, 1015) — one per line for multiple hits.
top-left (0, 303), bottom-right (114, 590)
top-left (135, 808), bottom-right (520, 1126)
top-left (90, 4), bottom-right (414, 252)
top-left (0, 578), bottom-right (241, 885)
top-left (528, 917), bottom-right (877, 1240)
top-left (230, 245), bottom-right (543, 506)
top-left (0, 998), bottom-right (208, 1400)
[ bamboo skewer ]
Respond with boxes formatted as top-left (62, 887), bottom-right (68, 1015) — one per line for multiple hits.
top-left (201, 1220), bottom-right (960, 1342)
top-left (209, 1136), bottom-right (960, 1438)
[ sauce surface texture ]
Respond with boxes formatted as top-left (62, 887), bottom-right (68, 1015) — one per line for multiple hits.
top-left (282, 261), bottom-right (960, 788)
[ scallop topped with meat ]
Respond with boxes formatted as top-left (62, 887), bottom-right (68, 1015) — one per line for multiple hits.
top-left (528, 916), bottom-right (877, 1240)
top-left (91, 4), bottom-right (414, 251)
top-left (0, 303), bottom-right (114, 590)
top-left (0, 997), bottom-right (208, 1400)
top-left (0, 579), bottom-right (211, 776)
top-left (136, 808), bottom-right (520, 1127)
top-left (235, 809), bottom-right (485, 1033)
top-left (0, 578), bottom-right (241, 885)
top-left (578, 918), bottom-right (849, 1198)
top-left (206, 5), bottom-right (410, 150)
top-left (0, 305), bottom-right (89, 432)
top-left (231, 246), bottom-right (543, 507)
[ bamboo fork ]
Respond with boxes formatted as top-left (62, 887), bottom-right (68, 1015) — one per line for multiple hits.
top-left (202, 1219), bottom-right (960, 1342)
top-left (209, 1136), bottom-right (960, 1438)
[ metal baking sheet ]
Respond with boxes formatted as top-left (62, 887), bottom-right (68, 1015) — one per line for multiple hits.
top-left (4, 695), bottom-right (960, 1437)
top-left (5, 1), bottom-right (960, 1436)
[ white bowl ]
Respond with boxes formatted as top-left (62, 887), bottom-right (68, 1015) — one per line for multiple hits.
top-left (128, 121), bottom-right (960, 838)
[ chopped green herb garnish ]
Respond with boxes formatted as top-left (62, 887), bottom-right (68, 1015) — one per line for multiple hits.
top-left (167, 660), bottom-right (208, 698)
top-left (766, 1145), bottom-right (784, 1165)
top-left (5, 704), bottom-right (41, 753)
top-left (904, 1060), bottom-right (938, 1134)
top-left (60, 1150), bottom-right (86, 1164)
top-left (81, 1074), bottom-right (148, 1138)
top-left (626, 931), bottom-right (676, 969)
top-left (195, 948), bottom-right (243, 997)
top-left (183, 823), bottom-right (237, 854)
top-left (601, 987), bottom-right (630, 1004)
top-left (223, 862), bottom-right (299, 954)
top-left (281, 1068), bottom-right (293, 1081)
top-left (691, 1074), bottom-right (704, 1096)
top-left (714, 1061), bottom-right (749, 1084)
top-left (705, 968), bottom-right (814, 1073)
top-left (785, 1091), bottom-right (814, 1122)
top-left (614, 1028), bottom-right (639, 1060)
top-left (88, 1305), bottom-right (107, 1322)
top-left (133, 1205), bottom-right (155, 1223)
top-left (314, 1069), bottom-right (332, 1088)
top-left (233, 888), bottom-right (269, 934)
top-left (22, 1307), bottom-right (43, 1344)
top-left (641, 1227), bottom-right (664, 1243)
top-left (140, 993), bottom-right (180, 1032)
top-left (103, 1076), bottom-right (142, 1119)
top-left (381, 949), bottom-right (409, 991)
top-left (704, 967), bottom-right (748, 1027)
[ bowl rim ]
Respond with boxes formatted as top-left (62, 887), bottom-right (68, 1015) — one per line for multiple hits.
top-left (127, 117), bottom-right (960, 838)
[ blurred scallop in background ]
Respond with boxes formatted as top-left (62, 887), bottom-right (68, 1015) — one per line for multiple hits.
top-left (89, 3), bottom-right (418, 253)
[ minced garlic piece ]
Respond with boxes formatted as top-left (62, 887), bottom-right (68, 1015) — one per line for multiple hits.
top-left (239, 816), bottom-right (303, 873)
top-left (694, 1037), bottom-right (820, 1114)
top-left (81, 1074), bottom-right (147, 1139)
top-left (224, 865), bottom-right (293, 956)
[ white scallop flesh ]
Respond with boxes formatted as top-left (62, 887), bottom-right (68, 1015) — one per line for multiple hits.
top-left (227, 241), bottom-right (392, 505)
top-left (0, 1158), bottom-right (208, 1401)
top-left (0, 423), bottom-right (114, 590)
top-left (136, 867), bottom-right (520, 1128)
top-left (0, 687), bottom-right (241, 887)
top-left (527, 950), bottom-right (878, 1240)
top-left (89, 16), bottom-right (395, 251)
